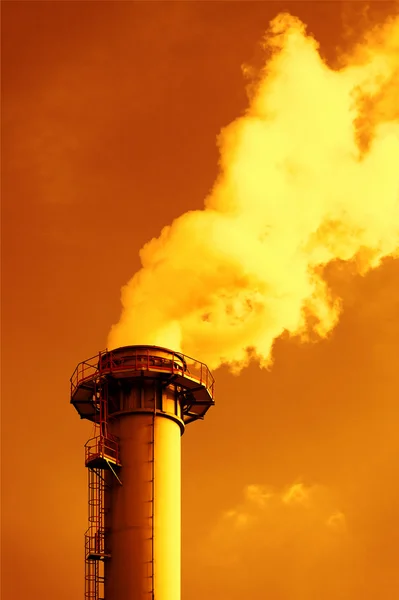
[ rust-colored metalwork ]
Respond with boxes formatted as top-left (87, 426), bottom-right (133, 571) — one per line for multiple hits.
top-left (70, 345), bottom-right (214, 600)
top-left (71, 345), bottom-right (214, 424)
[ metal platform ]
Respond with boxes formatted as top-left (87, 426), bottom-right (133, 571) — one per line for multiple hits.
top-left (87, 552), bottom-right (111, 562)
top-left (71, 345), bottom-right (215, 424)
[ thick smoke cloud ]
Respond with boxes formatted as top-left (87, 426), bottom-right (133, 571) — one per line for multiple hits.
top-left (109, 13), bottom-right (399, 371)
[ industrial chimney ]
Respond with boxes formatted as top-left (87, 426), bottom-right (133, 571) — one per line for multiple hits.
top-left (70, 345), bottom-right (214, 600)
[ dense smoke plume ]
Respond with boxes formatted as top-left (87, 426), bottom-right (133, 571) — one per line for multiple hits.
top-left (109, 13), bottom-right (399, 370)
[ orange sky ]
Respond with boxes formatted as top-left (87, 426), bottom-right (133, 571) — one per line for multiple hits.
top-left (2, 2), bottom-right (399, 599)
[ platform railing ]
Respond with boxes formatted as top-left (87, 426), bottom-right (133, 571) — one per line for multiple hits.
top-left (85, 527), bottom-right (108, 558)
top-left (70, 353), bottom-right (100, 396)
top-left (85, 435), bottom-right (120, 466)
top-left (71, 347), bottom-right (215, 399)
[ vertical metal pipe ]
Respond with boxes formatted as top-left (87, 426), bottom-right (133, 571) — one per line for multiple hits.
top-left (154, 416), bottom-right (181, 600)
top-left (105, 412), bottom-right (181, 600)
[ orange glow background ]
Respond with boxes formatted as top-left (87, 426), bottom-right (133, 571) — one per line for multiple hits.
top-left (2, 2), bottom-right (399, 599)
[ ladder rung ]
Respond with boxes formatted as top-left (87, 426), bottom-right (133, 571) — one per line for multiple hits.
top-left (85, 427), bottom-right (119, 600)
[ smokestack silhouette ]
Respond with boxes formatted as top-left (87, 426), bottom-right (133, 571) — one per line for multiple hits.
top-left (71, 345), bottom-right (214, 600)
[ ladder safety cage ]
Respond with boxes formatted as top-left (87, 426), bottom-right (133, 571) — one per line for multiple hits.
top-left (82, 374), bottom-right (121, 600)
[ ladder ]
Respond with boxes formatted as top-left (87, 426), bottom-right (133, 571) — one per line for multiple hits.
top-left (84, 379), bottom-right (121, 600)
top-left (85, 466), bottom-right (107, 600)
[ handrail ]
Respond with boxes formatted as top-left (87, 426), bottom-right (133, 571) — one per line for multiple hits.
top-left (85, 527), bottom-right (107, 556)
top-left (71, 347), bottom-right (215, 399)
top-left (85, 435), bottom-right (120, 465)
